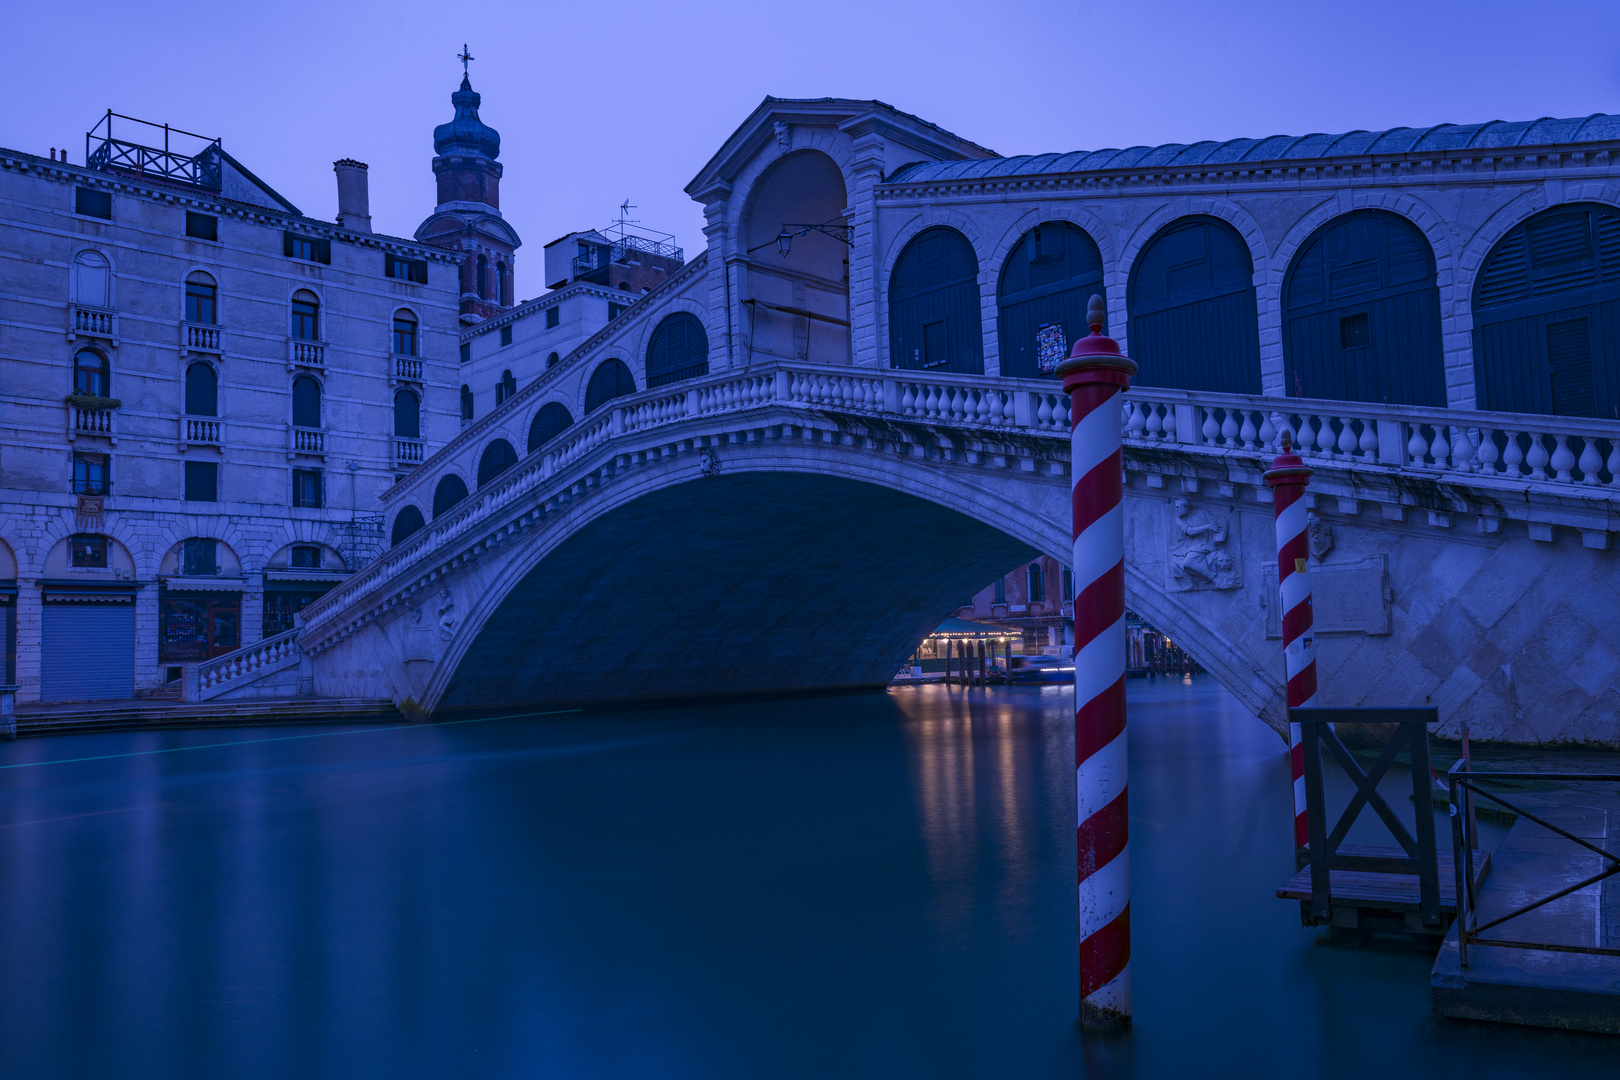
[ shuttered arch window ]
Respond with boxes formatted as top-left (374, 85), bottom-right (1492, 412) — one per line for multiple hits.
top-left (888, 226), bottom-right (983, 374)
top-left (477, 439), bottom-right (518, 487)
top-left (646, 312), bottom-right (709, 388)
top-left (391, 505), bottom-right (425, 545)
top-left (1280, 210), bottom-right (1444, 406)
top-left (996, 222), bottom-right (1105, 379)
top-left (527, 402), bottom-right (573, 453)
top-left (583, 359), bottom-right (635, 414)
top-left (185, 363), bottom-right (218, 416)
top-left (1127, 216), bottom-right (1261, 394)
top-left (433, 475), bottom-right (468, 517)
top-left (292, 377), bottom-right (321, 427)
top-left (394, 390), bottom-right (420, 438)
top-left (1472, 203), bottom-right (1620, 418)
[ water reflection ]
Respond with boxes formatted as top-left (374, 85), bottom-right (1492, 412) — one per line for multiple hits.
top-left (0, 686), bottom-right (1613, 1079)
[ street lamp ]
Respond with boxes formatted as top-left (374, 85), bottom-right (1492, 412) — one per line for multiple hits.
top-left (748, 219), bottom-right (855, 257)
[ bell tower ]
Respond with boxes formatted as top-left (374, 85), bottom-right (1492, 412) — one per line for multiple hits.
top-left (415, 48), bottom-right (521, 323)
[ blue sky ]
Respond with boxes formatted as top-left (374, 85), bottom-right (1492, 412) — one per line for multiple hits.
top-left (7, 0), bottom-right (1618, 303)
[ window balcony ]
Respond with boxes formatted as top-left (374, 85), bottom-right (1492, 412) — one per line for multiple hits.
top-left (70, 477), bottom-right (112, 496)
top-left (67, 401), bottom-right (118, 443)
top-left (394, 438), bottom-right (424, 467)
top-left (289, 426), bottom-right (326, 457)
top-left (181, 415), bottom-right (222, 446)
top-left (393, 355), bottom-right (423, 383)
top-left (185, 323), bottom-right (223, 353)
top-left (70, 305), bottom-right (117, 340)
top-left (288, 338), bottom-right (327, 371)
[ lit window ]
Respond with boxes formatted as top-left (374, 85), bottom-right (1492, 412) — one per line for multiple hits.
top-left (72, 452), bottom-right (109, 495)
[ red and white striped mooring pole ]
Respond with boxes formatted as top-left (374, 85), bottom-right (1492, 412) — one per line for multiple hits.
top-left (1263, 431), bottom-right (1316, 864)
top-left (1059, 295), bottom-right (1136, 1032)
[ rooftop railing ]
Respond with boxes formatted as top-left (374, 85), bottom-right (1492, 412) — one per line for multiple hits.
top-left (86, 111), bottom-right (222, 189)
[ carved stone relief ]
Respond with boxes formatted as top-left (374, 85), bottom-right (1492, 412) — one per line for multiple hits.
top-left (1166, 498), bottom-right (1241, 591)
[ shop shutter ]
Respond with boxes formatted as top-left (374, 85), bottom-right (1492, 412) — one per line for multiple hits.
top-left (40, 601), bottom-right (134, 701)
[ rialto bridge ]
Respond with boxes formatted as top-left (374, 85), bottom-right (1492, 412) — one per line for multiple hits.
top-left (191, 99), bottom-right (1620, 746)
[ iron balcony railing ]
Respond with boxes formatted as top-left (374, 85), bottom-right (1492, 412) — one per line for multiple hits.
top-left (86, 111), bottom-right (222, 189)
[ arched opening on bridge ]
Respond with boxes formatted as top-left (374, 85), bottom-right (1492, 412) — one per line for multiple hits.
top-left (391, 505), bottom-right (425, 546)
top-left (527, 401), bottom-right (574, 453)
top-left (1282, 210), bottom-right (1444, 406)
top-left (477, 439), bottom-right (519, 488)
top-left (1472, 202), bottom-right (1620, 417)
top-left (741, 149), bottom-right (850, 365)
top-left (433, 474), bottom-right (468, 518)
top-left (996, 221), bottom-right (1105, 379)
top-left (584, 359), bottom-right (636, 415)
top-left (1127, 216), bottom-right (1260, 393)
top-left (889, 227), bottom-right (983, 374)
top-left (646, 312), bottom-right (710, 388)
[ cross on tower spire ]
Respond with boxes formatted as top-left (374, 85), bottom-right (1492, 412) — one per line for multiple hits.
top-left (458, 44), bottom-right (474, 75)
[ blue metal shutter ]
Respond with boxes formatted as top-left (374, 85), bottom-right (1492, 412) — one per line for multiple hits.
top-left (646, 313), bottom-right (710, 388)
top-left (40, 601), bottom-right (134, 701)
top-left (391, 505), bottom-right (425, 545)
top-left (527, 402), bottom-right (574, 453)
top-left (432, 475), bottom-right (468, 517)
top-left (888, 227), bottom-right (983, 374)
top-left (997, 222), bottom-right (1105, 378)
top-left (584, 359), bottom-right (635, 414)
top-left (1127, 216), bottom-right (1261, 393)
top-left (1472, 203), bottom-right (1620, 417)
top-left (1281, 210), bottom-right (1445, 406)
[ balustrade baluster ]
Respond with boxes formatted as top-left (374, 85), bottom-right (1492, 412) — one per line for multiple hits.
top-left (1526, 432), bottom-right (1550, 480)
top-left (1145, 403), bottom-right (1164, 441)
top-left (1201, 409), bottom-right (1220, 446)
top-left (1126, 403), bottom-right (1147, 440)
top-left (1036, 394), bottom-right (1053, 428)
top-left (1239, 411), bottom-right (1258, 449)
top-left (1550, 434), bottom-right (1577, 483)
top-left (900, 383), bottom-right (917, 414)
top-left (1577, 438), bottom-right (1603, 485)
top-left (1332, 418), bottom-right (1354, 458)
top-left (1220, 409), bottom-right (1240, 447)
top-left (987, 390), bottom-right (1004, 424)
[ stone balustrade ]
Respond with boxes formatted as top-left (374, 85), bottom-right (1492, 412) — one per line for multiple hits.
top-left (290, 339), bottom-right (326, 368)
top-left (395, 438), bottom-right (424, 465)
top-left (292, 426), bottom-right (325, 454)
top-left (395, 356), bottom-right (423, 381)
top-left (72, 305), bottom-right (116, 337)
top-left (185, 323), bottom-right (222, 351)
top-left (68, 402), bottom-right (116, 439)
top-left (186, 629), bottom-right (302, 702)
top-left (183, 416), bottom-right (222, 444)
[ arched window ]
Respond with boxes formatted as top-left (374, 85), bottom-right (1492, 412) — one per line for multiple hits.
top-left (393, 309), bottom-right (418, 356)
top-left (460, 384), bottom-right (474, 421)
top-left (72, 250), bottom-right (110, 308)
top-left (391, 505), bottom-right (425, 546)
top-left (1127, 216), bottom-right (1260, 393)
top-left (527, 401), bottom-right (574, 453)
top-left (394, 389), bottom-right (420, 438)
top-left (1282, 210), bottom-right (1443, 406)
top-left (476, 254), bottom-right (489, 300)
top-left (996, 222), bottom-right (1105, 378)
top-left (646, 312), bottom-right (710, 388)
top-left (583, 359), bottom-right (635, 414)
top-left (477, 439), bottom-right (518, 488)
top-left (185, 270), bottom-right (217, 325)
top-left (73, 349), bottom-right (110, 396)
top-left (291, 289), bottom-right (320, 340)
top-left (1473, 203), bottom-right (1620, 417)
top-left (1026, 562), bottom-right (1045, 604)
top-left (889, 226), bottom-right (982, 374)
top-left (496, 369), bottom-right (517, 405)
top-left (292, 376), bottom-right (321, 428)
top-left (432, 474), bottom-right (469, 518)
top-left (497, 261), bottom-right (510, 305)
top-left (546, 352), bottom-right (560, 369)
top-left (185, 363), bottom-right (218, 416)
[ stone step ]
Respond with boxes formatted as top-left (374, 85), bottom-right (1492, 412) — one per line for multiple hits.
top-left (13, 698), bottom-right (402, 737)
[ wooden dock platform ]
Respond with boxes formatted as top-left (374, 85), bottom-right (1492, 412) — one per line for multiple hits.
top-left (1431, 804), bottom-right (1620, 1034)
top-left (1277, 844), bottom-right (1491, 933)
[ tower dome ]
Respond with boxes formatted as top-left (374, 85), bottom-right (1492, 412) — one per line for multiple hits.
top-left (433, 74), bottom-right (501, 160)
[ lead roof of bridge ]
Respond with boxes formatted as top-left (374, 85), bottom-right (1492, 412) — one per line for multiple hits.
top-left (884, 114), bottom-right (1620, 182)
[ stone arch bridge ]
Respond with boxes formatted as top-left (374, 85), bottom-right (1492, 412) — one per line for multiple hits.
top-left (199, 362), bottom-right (1620, 746)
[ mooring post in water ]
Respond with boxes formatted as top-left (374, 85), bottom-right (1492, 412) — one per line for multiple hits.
top-left (1058, 295), bottom-right (1136, 1032)
top-left (1263, 432), bottom-right (1317, 867)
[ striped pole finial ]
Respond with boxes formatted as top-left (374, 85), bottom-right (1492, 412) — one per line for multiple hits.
top-left (1058, 295), bottom-right (1137, 1032)
top-left (1263, 430), bottom-right (1316, 862)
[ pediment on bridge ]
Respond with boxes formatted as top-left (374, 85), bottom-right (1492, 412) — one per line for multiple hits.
top-left (685, 96), bottom-right (997, 200)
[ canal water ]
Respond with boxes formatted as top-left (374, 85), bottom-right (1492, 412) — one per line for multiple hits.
top-left (0, 680), bottom-right (1613, 1079)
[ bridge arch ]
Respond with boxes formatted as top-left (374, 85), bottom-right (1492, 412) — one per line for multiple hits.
top-left (361, 437), bottom-right (1279, 728)
top-left (391, 505), bottom-right (425, 546)
top-left (646, 311), bottom-right (710, 388)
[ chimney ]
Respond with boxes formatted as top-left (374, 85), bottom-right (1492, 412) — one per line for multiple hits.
top-left (333, 159), bottom-right (372, 233)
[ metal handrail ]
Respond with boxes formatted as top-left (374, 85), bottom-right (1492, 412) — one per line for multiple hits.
top-left (1447, 761), bottom-right (1620, 967)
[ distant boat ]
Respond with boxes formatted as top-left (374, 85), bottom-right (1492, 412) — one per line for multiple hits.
top-left (1007, 655), bottom-right (1073, 684)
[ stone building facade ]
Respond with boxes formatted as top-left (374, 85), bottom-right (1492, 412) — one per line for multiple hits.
top-left (0, 117), bottom-right (462, 701)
